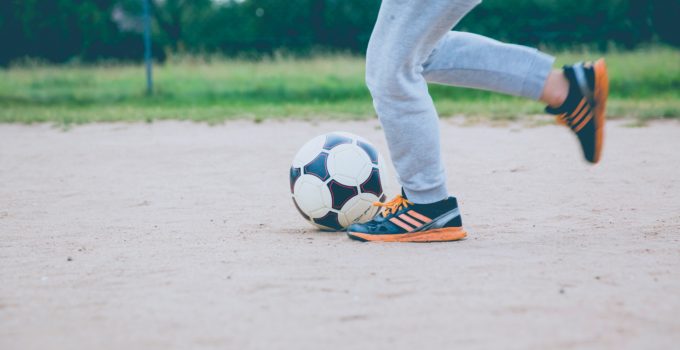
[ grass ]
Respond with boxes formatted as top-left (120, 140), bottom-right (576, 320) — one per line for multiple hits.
top-left (0, 47), bottom-right (678, 125)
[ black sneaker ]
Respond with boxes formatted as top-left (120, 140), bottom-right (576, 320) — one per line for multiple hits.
top-left (346, 194), bottom-right (467, 242)
top-left (546, 59), bottom-right (608, 164)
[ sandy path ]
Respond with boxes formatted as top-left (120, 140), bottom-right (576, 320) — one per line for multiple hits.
top-left (1, 120), bottom-right (679, 350)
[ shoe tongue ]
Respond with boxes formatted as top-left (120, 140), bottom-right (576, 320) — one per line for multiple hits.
top-left (401, 188), bottom-right (408, 199)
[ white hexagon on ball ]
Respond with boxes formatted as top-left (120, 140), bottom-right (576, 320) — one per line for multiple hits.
top-left (338, 192), bottom-right (381, 227)
top-left (326, 144), bottom-right (372, 186)
top-left (293, 174), bottom-right (332, 218)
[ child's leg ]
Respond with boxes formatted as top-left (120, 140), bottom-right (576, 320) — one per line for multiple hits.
top-left (366, 0), bottom-right (484, 204)
top-left (422, 31), bottom-right (555, 100)
top-left (355, 0), bottom-right (608, 242)
top-left (421, 31), bottom-right (608, 164)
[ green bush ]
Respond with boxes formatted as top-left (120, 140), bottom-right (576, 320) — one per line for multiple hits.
top-left (1, 0), bottom-right (678, 65)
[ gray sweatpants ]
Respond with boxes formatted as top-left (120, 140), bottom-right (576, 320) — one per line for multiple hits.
top-left (366, 0), bottom-right (555, 203)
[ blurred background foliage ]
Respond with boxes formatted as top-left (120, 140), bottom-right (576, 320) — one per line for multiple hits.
top-left (1, 0), bottom-right (679, 65)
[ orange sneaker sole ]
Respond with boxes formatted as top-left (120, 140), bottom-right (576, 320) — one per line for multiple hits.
top-left (348, 227), bottom-right (467, 243)
top-left (592, 58), bottom-right (609, 163)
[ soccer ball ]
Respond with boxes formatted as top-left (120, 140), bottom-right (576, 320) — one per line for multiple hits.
top-left (290, 132), bottom-right (388, 230)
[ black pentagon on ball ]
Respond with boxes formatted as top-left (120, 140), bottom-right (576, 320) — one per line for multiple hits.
top-left (303, 152), bottom-right (330, 181)
top-left (323, 133), bottom-right (353, 150)
top-left (289, 166), bottom-right (301, 192)
top-left (313, 211), bottom-right (343, 231)
top-left (357, 140), bottom-right (379, 164)
top-left (360, 168), bottom-right (383, 197)
top-left (327, 180), bottom-right (358, 210)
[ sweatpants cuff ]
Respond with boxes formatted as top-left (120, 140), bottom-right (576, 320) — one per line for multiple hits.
top-left (403, 184), bottom-right (449, 205)
top-left (521, 50), bottom-right (555, 100)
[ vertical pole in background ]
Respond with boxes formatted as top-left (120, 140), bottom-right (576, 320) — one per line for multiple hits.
top-left (143, 0), bottom-right (153, 95)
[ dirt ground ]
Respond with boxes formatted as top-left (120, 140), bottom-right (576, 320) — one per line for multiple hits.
top-left (1, 120), bottom-right (679, 350)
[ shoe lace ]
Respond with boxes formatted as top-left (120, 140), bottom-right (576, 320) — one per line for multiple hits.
top-left (374, 195), bottom-right (413, 217)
